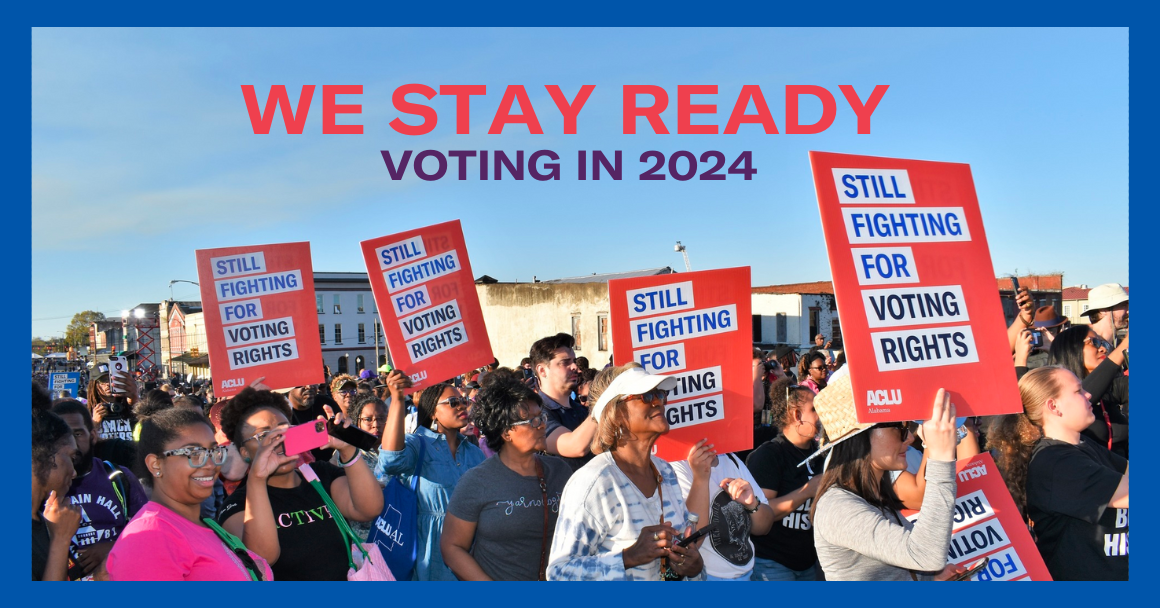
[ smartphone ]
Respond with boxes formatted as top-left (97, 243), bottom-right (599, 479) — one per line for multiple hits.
top-left (107, 356), bottom-right (129, 394)
top-left (283, 420), bottom-right (329, 456)
top-left (952, 556), bottom-right (990, 581)
top-left (521, 367), bottom-right (534, 380)
top-left (676, 522), bottom-right (718, 548)
top-left (1029, 329), bottom-right (1043, 348)
top-left (1009, 275), bottom-right (1021, 293)
top-left (326, 419), bottom-right (381, 452)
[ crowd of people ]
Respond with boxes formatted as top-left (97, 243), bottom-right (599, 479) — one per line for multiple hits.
top-left (31, 284), bottom-right (1129, 581)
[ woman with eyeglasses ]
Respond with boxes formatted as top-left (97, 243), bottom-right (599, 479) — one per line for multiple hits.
top-left (986, 366), bottom-right (1128, 580)
top-left (106, 408), bottom-right (273, 581)
top-left (377, 370), bottom-right (486, 580)
top-left (215, 387), bottom-right (384, 581)
top-left (798, 352), bottom-right (829, 395)
top-left (441, 374), bottom-right (573, 580)
top-left (1050, 326), bottom-right (1129, 457)
top-left (810, 368), bottom-right (963, 581)
top-left (548, 363), bottom-right (706, 581)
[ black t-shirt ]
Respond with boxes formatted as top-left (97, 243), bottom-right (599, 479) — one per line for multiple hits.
top-left (32, 519), bottom-right (50, 581)
top-left (1026, 437), bottom-right (1128, 581)
top-left (95, 399), bottom-right (136, 442)
top-left (218, 461), bottom-right (350, 581)
top-left (745, 434), bottom-right (822, 571)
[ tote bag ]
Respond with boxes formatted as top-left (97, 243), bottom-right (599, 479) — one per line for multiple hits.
top-left (366, 436), bottom-right (426, 581)
top-left (299, 463), bottom-right (396, 581)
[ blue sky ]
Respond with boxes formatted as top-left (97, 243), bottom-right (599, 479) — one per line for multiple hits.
top-left (31, 27), bottom-right (1128, 338)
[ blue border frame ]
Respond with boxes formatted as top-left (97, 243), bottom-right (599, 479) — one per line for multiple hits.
top-left (13, 1), bottom-right (1148, 600)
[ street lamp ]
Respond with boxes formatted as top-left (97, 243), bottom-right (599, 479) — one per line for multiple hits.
top-left (674, 241), bottom-right (692, 272)
top-left (169, 279), bottom-right (200, 301)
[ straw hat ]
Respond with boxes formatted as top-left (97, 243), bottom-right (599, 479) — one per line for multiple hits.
top-left (798, 366), bottom-right (874, 467)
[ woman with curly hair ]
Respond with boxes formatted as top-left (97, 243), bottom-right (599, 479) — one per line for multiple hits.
top-left (215, 387), bottom-right (383, 581)
top-left (986, 365), bottom-right (1128, 580)
top-left (798, 351), bottom-right (829, 394)
top-left (377, 370), bottom-right (486, 580)
top-left (441, 373), bottom-right (573, 580)
top-left (32, 382), bottom-right (80, 581)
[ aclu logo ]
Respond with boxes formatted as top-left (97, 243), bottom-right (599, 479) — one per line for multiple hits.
top-left (866, 389), bottom-right (902, 407)
top-left (221, 378), bottom-right (246, 389)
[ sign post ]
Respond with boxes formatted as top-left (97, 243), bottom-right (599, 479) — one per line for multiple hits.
top-left (609, 267), bottom-right (752, 461)
top-left (810, 152), bottom-right (1021, 422)
top-left (195, 242), bottom-right (324, 398)
top-left (360, 220), bottom-right (494, 394)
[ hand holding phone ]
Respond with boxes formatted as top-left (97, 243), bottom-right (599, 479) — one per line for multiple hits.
top-left (951, 556), bottom-right (990, 581)
top-left (283, 420), bottom-right (328, 456)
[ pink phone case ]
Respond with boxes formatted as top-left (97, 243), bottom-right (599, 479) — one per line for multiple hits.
top-left (283, 420), bottom-right (328, 455)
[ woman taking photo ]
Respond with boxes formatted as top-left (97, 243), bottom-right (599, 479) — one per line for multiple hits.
top-left (810, 368), bottom-right (961, 581)
top-left (106, 408), bottom-right (272, 581)
top-left (377, 370), bottom-right (486, 581)
top-left (216, 387), bottom-right (383, 581)
top-left (547, 363), bottom-right (706, 581)
top-left (987, 366), bottom-right (1128, 580)
top-left (1050, 326), bottom-right (1128, 456)
top-left (32, 384), bottom-right (80, 581)
top-left (442, 374), bottom-right (573, 580)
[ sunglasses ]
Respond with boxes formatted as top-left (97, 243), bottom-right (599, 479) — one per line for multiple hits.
top-left (874, 422), bottom-right (911, 442)
top-left (577, 395), bottom-right (589, 405)
top-left (620, 390), bottom-right (667, 407)
top-left (438, 397), bottom-right (472, 409)
top-left (162, 445), bottom-right (229, 467)
top-left (337, 388), bottom-right (357, 396)
top-left (1084, 336), bottom-right (1114, 352)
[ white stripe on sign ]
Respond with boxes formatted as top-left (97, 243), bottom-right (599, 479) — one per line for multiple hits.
top-left (665, 366), bottom-right (722, 402)
top-left (947, 518), bottom-right (1011, 563)
top-left (227, 338), bottom-right (299, 370)
top-left (851, 247), bottom-right (920, 286)
top-left (968, 546), bottom-right (1029, 582)
top-left (406, 321), bottom-right (468, 362)
top-left (384, 250), bottom-right (461, 294)
top-left (376, 235), bottom-right (428, 270)
top-left (629, 304), bottom-right (737, 348)
top-left (831, 168), bottom-right (916, 204)
top-left (633, 343), bottom-right (687, 373)
top-left (842, 207), bottom-right (972, 244)
top-left (224, 316), bottom-right (296, 348)
top-left (861, 285), bottom-right (969, 328)
top-left (626, 281), bottom-right (695, 319)
top-left (664, 392), bottom-right (724, 430)
top-left (220, 298), bottom-right (264, 325)
top-left (215, 270), bottom-right (303, 302)
top-left (870, 324), bottom-right (979, 372)
top-left (398, 299), bottom-right (462, 340)
top-left (952, 489), bottom-right (997, 531)
top-left (390, 285), bottom-right (433, 316)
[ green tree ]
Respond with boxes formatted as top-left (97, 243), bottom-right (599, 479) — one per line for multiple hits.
top-left (31, 337), bottom-right (48, 355)
top-left (65, 310), bottom-right (106, 350)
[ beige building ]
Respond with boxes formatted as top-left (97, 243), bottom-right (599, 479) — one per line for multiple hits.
top-left (475, 268), bottom-right (674, 368)
top-left (750, 282), bottom-right (840, 349)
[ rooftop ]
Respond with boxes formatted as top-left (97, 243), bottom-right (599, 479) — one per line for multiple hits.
top-left (752, 281), bottom-right (835, 295)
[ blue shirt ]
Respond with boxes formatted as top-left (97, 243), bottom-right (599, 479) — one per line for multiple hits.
top-left (375, 427), bottom-right (485, 581)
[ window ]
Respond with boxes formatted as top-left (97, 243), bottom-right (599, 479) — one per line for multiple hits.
top-left (316, 295), bottom-right (324, 314)
top-left (1082, 304), bottom-right (1090, 313)
top-left (1063, 304), bottom-right (1072, 317)
top-left (752, 315), bottom-right (762, 342)
top-left (355, 356), bottom-right (365, 372)
top-left (379, 354), bottom-right (387, 367)
top-left (334, 324), bottom-right (342, 344)
top-left (598, 315), bottom-right (609, 351)
top-left (357, 294), bottom-right (365, 313)
top-left (571, 314), bottom-right (582, 350)
top-left (319, 324), bottom-right (325, 344)
top-left (333, 294), bottom-right (341, 314)
top-left (831, 318), bottom-right (842, 347)
top-left (374, 320), bottom-right (383, 344)
top-left (337, 355), bottom-right (348, 374)
top-left (808, 307), bottom-right (821, 342)
top-left (775, 313), bottom-right (787, 343)
top-left (358, 323), bottom-right (366, 344)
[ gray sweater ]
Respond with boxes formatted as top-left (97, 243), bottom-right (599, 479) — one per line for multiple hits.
top-left (813, 459), bottom-right (956, 581)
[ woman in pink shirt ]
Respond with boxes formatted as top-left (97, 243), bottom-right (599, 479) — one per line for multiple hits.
top-left (106, 408), bottom-right (272, 581)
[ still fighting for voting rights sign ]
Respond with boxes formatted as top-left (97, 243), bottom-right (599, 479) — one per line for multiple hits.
top-left (904, 453), bottom-right (1052, 581)
top-left (195, 242), bottom-right (325, 398)
top-left (609, 267), bottom-right (752, 461)
top-left (360, 220), bottom-right (494, 394)
top-left (49, 372), bottom-right (80, 398)
top-left (810, 151), bottom-right (1021, 423)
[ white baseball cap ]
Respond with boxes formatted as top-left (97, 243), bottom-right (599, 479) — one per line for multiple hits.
top-left (590, 367), bottom-right (678, 422)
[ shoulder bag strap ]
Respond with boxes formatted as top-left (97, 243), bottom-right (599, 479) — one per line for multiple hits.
top-left (299, 463), bottom-right (370, 571)
top-left (535, 455), bottom-right (549, 581)
top-left (410, 435), bottom-right (427, 492)
top-left (101, 460), bottom-right (129, 516)
top-left (202, 518), bottom-right (264, 581)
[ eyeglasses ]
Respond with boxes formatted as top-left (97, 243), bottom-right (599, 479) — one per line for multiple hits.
top-left (337, 389), bottom-right (357, 396)
top-left (619, 390), bottom-right (667, 406)
top-left (874, 422), bottom-right (911, 443)
top-left (162, 445), bottom-right (228, 467)
top-left (510, 412), bottom-right (548, 429)
top-left (358, 416), bottom-right (386, 425)
top-left (577, 395), bottom-right (589, 405)
top-left (1084, 336), bottom-right (1114, 352)
top-left (244, 424), bottom-right (289, 446)
top-left (438, 397), bottom-right (471, 409)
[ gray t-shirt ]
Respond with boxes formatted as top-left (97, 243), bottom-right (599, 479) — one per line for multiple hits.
top-left (447, 454), bottom-right (572, 580)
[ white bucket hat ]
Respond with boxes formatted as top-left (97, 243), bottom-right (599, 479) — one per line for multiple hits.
top-left (1082, 283), bottom-right (1128, 317)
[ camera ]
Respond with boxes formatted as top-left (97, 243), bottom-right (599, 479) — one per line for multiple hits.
top-left (109, 401), bottom-right (125, 415)
top-left (1029, 330), bottom-right (1043, 348)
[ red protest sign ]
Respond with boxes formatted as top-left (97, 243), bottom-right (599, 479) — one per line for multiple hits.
top-left (810, 151), bottom-right (1021, 422)
top-left (195, 242), bottom-right (324, 398)
top-left (905, 453), bottom-right (1052, 581)
top-left (608, 267), bottom-right (752, 461)
top-left (360, 220), bottom-right (493, 394)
